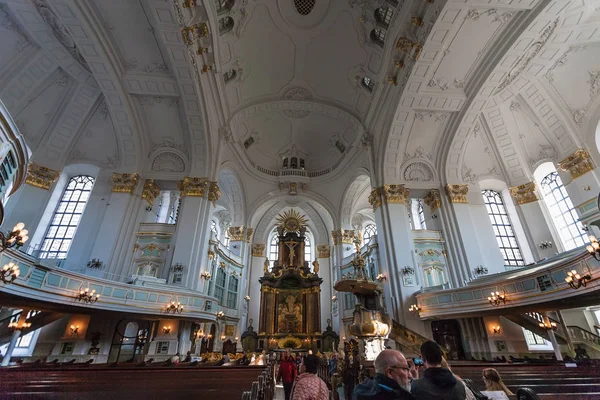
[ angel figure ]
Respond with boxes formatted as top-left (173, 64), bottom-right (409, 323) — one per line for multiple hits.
top-left (312, 259), bottom-right (320, 275)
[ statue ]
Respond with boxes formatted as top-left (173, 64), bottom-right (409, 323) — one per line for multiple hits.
top-left (264, 257), bottom-right (270, 275)
top-left (312, 259), bottom-right (320, 275)
top-left (286, 241), bottom-right (298, 266)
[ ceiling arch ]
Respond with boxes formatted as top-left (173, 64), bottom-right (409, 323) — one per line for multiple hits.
top-left (217, 166), bottom-right (246, 225)
top-left (339, 173), bottom-right (371, 230)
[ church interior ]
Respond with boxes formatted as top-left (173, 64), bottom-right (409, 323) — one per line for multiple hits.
top-left (0, 0), bottom-right (599, 398)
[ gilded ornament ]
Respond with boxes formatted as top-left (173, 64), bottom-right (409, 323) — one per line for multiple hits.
top-left (252, 244), bottom-right (265, 257)
top-left (424, 189), bottom-right (441, 213)
top-left (112, 173), bottom-right (140, 194)
top-left (142, 179), bottom-right (160, 205)
top-left (227, 226), bottom-right (245, 241)
top-left (245, 228), bottom-right (253, 243)
top-left (445, 184), bottom-right (469, 203)
top-left (388, 76), bottom-right (397, 85)
top-left (368, 187), bottom-right (383, 211)
top-left (396, 37), bottom-right (417, 52)
top-left (25, 162), bottom-right (60, 190)
top-left (509, 181), bottom-right (538, 205)
top-left (394, 60), bottom-right (404, 68)
top-left (342, 230), bottom-right (360, 245)
top-left (182, 0), bottom-right (197, 7)
top-left (201, 65), bottom-right (213, 74)
top-left (410, 17), bottom-right (424, 26)
top-left (181, 23), bottom-right (209, 46)
top-left (276, 209), bottom-right (308, 233)
top-left (317, 245), bottom-right (330, 258)
top-left (207, 181), bottom-right (221, 205)
top-left (331, 230), bottom-right (342, 245)
top-left (197, 47), bottom-right (208, 55)
top-left (558, 148), bottom-right (594, 179)
top-left (383, 184), bottom-right (410, 206)
top-left (179, 177), bottom-right (208, 197)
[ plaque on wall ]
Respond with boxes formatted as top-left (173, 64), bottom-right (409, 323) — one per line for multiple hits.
top-left (494, 340), bottom-right (507, 352)
top-left (403, 275), bottom-right (416, 287)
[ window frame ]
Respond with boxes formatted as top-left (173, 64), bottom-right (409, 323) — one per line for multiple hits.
top-left (482, 189), bottom-right (525, 266)
top-left (363, 224), bottom-right (377, 244)
top-left (374, 7), bottom-right (394, 27)
top-left (226, 274), bottom-right (239, 309)
top-left (370, 29), bottom-right (386, 47)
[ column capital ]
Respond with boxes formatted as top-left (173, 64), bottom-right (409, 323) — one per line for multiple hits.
top-left (368, 188), bottom-right (382, 211)
top-left (342, 230), bottom-right (361, 244)
top-left (245, 227), bottom-right (253, 243)
top-left (228, 226), bottom-right (253, 242)
top-left (445, 184), bottom-right (468, 203)
top-left (423, 189), bottom-right (441, 213)
top-left (331, 230), bottom-right (342, 245)
top-left (142, 179), bottom-right (160, 205)
top-left (558, 148), bottom-right (594, 179)
top-left (179, 177), bottom-right (208, 197)
top-left (112, 173), bottom-right (140, 193)
top-left (25, 162), bottom-right (60, 190)
top-left (317, 244), bottom-right (330, 258)
top-left (368, 184), bottom-right (410, 210)
top-left (207, 181), bottom-right (222, 205)
top-left (509, 181), bottom-right (538, 205)
top-left (252, 243), bottom-right (265, 257)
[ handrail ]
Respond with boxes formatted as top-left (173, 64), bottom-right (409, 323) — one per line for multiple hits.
top-left (567, 325), bottom-right (600, 342)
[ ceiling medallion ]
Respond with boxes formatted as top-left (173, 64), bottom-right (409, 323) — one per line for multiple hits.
top-left (276, 209), bottom-right (309, 233)
top-left (293, 0), bottom-right (316, 15)
top-left (283, 87), bottom-right (312, 119)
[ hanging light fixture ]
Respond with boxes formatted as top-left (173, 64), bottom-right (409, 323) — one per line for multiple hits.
top-left (586, 236), bottom-right (600, 260)
top-left (488, 291), bottom-right (506, 306)
top-left (165, 300), bottom-right (183, 314)
top-left (539, 319), bottom-right (557, 331)
top-left (0, 262), bottom-right (20, 284)
top-left (0, 222), bottom-right (28, 253)
top-left (565, 269), bottom-right (591, 289)
top-left (409, 304), bottom-right (421, 315)
top-left (76, 288), bottom-right (100, 304)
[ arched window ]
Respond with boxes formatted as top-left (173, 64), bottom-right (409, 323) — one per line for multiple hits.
top-left (363, 224), bottom-right (377, 244)
top-left (411, 199), bottom-right (426, 230)
top-left (214, 267), bottom-right (226, 304)
top-left (482, 190), bottom-right (524, 266)
top-left (40, 176), bottom-right (95, 259)
top-left (223, 69), bottom-right (237, 83)
top-left (419, 199), bottom-right (426, 229)
top-left (374, 7), bottom-right (393, 27)
top-left (226, 275), bottom-right (238, 308)
top-left (540, 172), bottom-right (587, 250)
top-left (362, 76), bottom-right (375, 92)
top-left (305, 233), bottom-right (312, 261)
top-left (214, 0), bottom-right (234, 14)
top-left (370, 29), bottom-right (386, 47)
top-left (218, 16), bottom-right (234, 35)
top-left (269, 230), bottom-right (279, 262)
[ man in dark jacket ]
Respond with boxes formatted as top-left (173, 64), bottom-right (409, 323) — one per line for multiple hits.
top-left (410, 341), bottom-right (466, 400)
top-left (353, 349), bottom-right (415, 400)
top-left (277, 349), bottom-right (297, 400)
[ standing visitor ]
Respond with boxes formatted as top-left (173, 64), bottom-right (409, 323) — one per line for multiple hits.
top-left (291, 354), bottom-right (329, 400)
top-left (278, 349), bottom-right (297, 400)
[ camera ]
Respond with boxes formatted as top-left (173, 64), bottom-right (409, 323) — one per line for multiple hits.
top-left (413, 357), bottom-right (424, 366)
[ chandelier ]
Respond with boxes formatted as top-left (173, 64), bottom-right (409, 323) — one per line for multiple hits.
top-left (165, 300), bottom-right (183, 314)
top-left (8, 320), bottom-right (31, 333)
top-left (565, 269), bottom-right (591, 289)
top-left (0, 222), bottom-right (28, 252)
top-left (76, 288), bottom-right (100, 304)
top-left (488, 291), bottom-right (506, 306)
top-left (409, 304), bottom-right (421, 315)
top-left (0, 262), bottom-right (20, 284)
top-left (539, 320), bottom-right (557, 331)
top-left (586, 236), bottom-right (600, 260)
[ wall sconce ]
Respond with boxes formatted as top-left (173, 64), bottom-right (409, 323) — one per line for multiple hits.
top-left (86, 259), bottom-right (103, 269)
top-left (539, 241), bottom-right (553, 250)
top-left (586, 236), bottom-right (600, 260)
top-left (171, 263), bottom-right (184, 272)
top-left (538, 320), bottom-right (557, 331)
top-left (409, 304), bottom-right (421, 315)
top-left (221, 335), bottom-right (226, 341)
top-left (331, 295), bottom-right (337, 302)
top-left (492, 325), bottom-right (501, 334)
top-left (200, 271), bottom-right (212, 280)
top-left (162, 325), bottom-right (171, 334)
top-left (488, 291), bottom-right (506, 306)
top-left (8, 320), bottom-right (31, 333)
top-left (376, 273), bottom-right (387, 282)
top-left (565, 269), bottom-right (592, 289)
top-left (0, 222), bottom-right (29, 253)
top-left (401, 266), bottom-right (414, 275)
top-left (216, 311), bottom-right (225, 319)
top-left (70, 324), bottom-right (79, 336)
top-left (145, 205), bottom-right (153, 212)
top-left (342, 336), bottom-right (347, 341)
top-left (431, 214), bottom-right (438, 219)
top-left (235, 336), bottom-right (239, 342)
top-left (244, 295), bottom-right (250, 301)
top-left (474, 266), bottom-right (488, 276)
top-left (0, 262), bottom-right (20, 284)
top-left (165, 300), bottom-right (183, 314)
top-left (76, 288), bottom-right (100, 304)
top-left (583, 185), bottom-right (591, 191)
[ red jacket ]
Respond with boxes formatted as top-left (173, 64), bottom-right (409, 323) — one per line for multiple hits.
top-left (278, 357), bottom-right (297, 384)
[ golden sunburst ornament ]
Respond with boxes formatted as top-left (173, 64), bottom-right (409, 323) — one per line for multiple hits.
top-left (276, 209), bottom-right (309, 232)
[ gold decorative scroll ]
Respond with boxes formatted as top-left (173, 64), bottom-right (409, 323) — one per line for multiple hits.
top-left (424, 189), bottom-right (441, 213)
top-left (112, 173), bottom-right (140, 194)
top-left (245, 228), bottom-right (253, 243)
top-left (181, 23), bottom-right (209, 46)
top-left (509, 181), bottom-right (538, 205)
top-left (25, 162), bottom-right (60, 190)
top-left (368, 187), bottom-right (383, 211)
top-left (558, 148), bottom-right (594, 179)
top-left (317, 245), bottom-right (330, 258)
top-left (182, 0), bottom-right (197, 7)
top-left (207, 181), bottom-right (221, 205)
top-left (227, 226), bottom-right (245, 241)
top-left (142, 179), bottom-right (160, 205)
top-left (252, 244), bottom-right (265, 257)
top-left (179, 177), bottom-right (208, 197)
top-left (331, 230), bottom-right (342, 245)
top-left (445, 184), bottom-right (468, 203)
top-left (383, 184), bottom-right (410, 206)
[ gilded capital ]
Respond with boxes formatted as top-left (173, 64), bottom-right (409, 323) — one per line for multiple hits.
top-left (207, 181), bottom-right (221, 205)
top-left (252, 243), bottom-right (265, 257)
top-left (112, 173), bottom-right (140, 194)
top-left (424, 189), bottom-right (441, 213)
top-left (25, 162), bottom-right (60, 190)
top-left (317, 245), bottom-right (330, 258)
top-left (342, 230), bottom-right (361, 245)
top-left (182, 0), bottom-right (197, 7)
top-left (368, 187), bottom-right (383, 211)
top-left (228, 226), bottom-right (245, 241)
top-left (509, 181), bottom-right (538, 205)
top-left (179, 177), bottom-right (208, 197)
top-left (331, 230), bottom-right (342, 245)
top-left (142, 179), bottom-right (160, 205)
top-left (383, 184), bottom-right (410, 206)
top-left (445, 184), bottom-right (468, 203)
top-left (559, 148), bottom-right (594, 179)
top-left (245, 227), bottom-right (253, 243)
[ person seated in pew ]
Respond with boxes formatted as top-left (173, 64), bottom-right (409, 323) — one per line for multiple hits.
top-left (184, 351), bottom-right (192, 363)
top-left (482, 368), bottom-right (513, 396)
top-left (170, 352), bottom-right (181, 365)
top-left (237, 351), bottom-right (250, 365)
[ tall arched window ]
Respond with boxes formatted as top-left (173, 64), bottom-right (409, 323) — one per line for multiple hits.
top-left (269, 230), bottom-right (279, 261)
top-left (40, 176), bottom-right (95, 259)
top-left (540, 172), bottom-right (587, 250)
top-left (482, 190), bottom-right (524, 266)
top-left (370, 29), bottom-right (386, 47)
top-left (226, 275), bottom-right (238, 308)
top-left (363, 224), bottom-right (377, 244)
top-left (213, 268), bottom-right (226, 304)
top-left (374, 7), bottom-right (393, 27)
top-left (305, 234), bottom-right (312, 261)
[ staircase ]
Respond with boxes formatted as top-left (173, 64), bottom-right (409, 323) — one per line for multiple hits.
top-left (388, 319), bottom-right (431, 356)
top-left (503, 312), bottom-right (568, 344)
top-left (0, 310), bottom-right (64, 346)
top-left (567, 326), bottom-right (600, 358)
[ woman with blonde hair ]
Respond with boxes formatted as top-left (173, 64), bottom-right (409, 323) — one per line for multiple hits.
top-left (482, 368), bottom-right (514, 396)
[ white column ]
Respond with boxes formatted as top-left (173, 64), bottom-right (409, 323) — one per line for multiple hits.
top-left (1, 329), bottom-right (21, 366)
top-left (317, 249), bottom-right (332, 331)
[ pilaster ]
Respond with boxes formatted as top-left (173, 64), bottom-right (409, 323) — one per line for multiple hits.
top-left (509, 181), bottom-right (552, 258)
